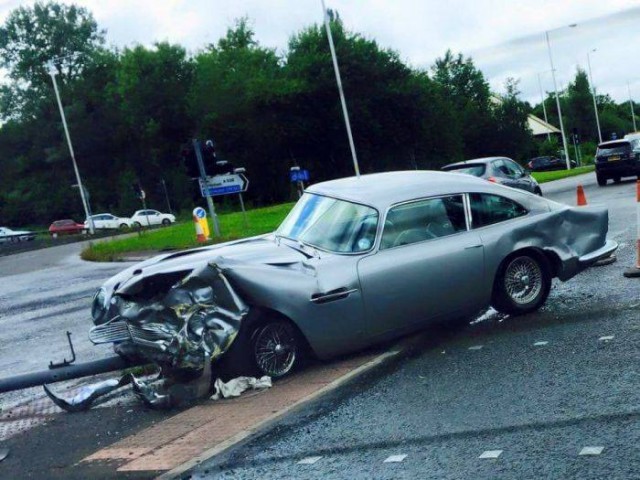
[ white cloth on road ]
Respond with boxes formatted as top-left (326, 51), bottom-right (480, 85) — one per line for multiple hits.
top-left (210, 376), bottom-right (272, 400)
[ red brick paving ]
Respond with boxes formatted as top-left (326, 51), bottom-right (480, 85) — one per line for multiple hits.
top-left (80, 352), bottom-right (379, 473)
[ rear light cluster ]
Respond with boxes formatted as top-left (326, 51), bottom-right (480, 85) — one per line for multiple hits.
top-left (487, 177), bottom-right (501, 183)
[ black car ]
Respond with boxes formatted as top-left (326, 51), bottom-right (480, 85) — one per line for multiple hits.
top-left (527, 156), bottom-right (575, 172)
top-left (441, 156), bottom-right (542, 195)
top-left (595, 139), bottom-right (640, 186)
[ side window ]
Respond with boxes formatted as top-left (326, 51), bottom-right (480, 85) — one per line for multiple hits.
top-left (469, 193), bottom-right (528, 228)
top-left (506, 160), bottom-right (524, 177)
top-left (381, 195), bottom-right (466, 249)
top-left (492, 159), bottom-right (510, 178)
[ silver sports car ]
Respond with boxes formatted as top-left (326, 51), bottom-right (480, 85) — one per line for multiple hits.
top-left (89, 171), bottom-right (617, 380)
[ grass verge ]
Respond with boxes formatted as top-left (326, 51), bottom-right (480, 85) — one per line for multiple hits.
top-left (81, 202), bottom-right (295, 262)
top-left (531, 165), bottom-right (594, 183)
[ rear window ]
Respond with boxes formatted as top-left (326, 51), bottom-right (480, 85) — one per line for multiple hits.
top-left (531, 157), bottom-right (549, 166)
top-left (442, 164), bottom-right (486, 177)
top-left (597, 141), bottom-right (631, 155)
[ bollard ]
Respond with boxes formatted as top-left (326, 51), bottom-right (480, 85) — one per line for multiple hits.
top-left (193, 207), bottom-right (208, 243)
top-left (624, 180), bottom-right (640, 278)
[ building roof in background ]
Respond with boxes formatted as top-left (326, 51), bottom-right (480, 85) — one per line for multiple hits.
top-left (528, 114), bottom-right (561, 136)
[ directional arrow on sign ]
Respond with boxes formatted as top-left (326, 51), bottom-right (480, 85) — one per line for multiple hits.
top-left (199, 173), bottom-right (249, 197)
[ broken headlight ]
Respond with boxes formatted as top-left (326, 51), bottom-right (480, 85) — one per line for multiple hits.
top-left (91, 287), bottom-right (108, 322)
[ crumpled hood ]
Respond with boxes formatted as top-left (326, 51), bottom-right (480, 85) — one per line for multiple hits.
top-left (101, 234), bottom-right (308, 300)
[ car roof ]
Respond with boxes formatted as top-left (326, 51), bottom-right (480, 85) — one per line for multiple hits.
top-left (307, 170), bottom-right (502, 210)
top-left (598, 140), bottom-right (630, 147)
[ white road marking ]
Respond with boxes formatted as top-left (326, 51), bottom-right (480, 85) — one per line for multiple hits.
top-left (479, 450), bottom-right (503, 459)
top-left (579, 446), bottom-right (604, 456)
top-left (383, 454), bottom-right (407, 463)
top-left (468, 345), bottom-right (484, 351)
top-left (533, 341), bottom-right (549, 346)
top-left (598, 335), bottom-right (614, 342)
top-left (297, 456), bottom-right (323, 464)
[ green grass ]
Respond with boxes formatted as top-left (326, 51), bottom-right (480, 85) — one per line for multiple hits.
top-left (531, 165), bottom-right (595, 183)
top-left (81, 202), bottom-right (295, 262)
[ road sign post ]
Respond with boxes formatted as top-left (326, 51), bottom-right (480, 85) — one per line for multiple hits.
top-left (290, 167), bottom-right (310, 198)
top-left (193, 139), bottom-right (221, 237)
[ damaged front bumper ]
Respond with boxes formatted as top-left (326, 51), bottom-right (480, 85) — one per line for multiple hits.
top-left (89, 263), bottom-right (248, 375)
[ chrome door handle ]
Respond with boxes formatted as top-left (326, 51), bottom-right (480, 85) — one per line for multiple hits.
top-left (465, 244), bottom-right (482, 249)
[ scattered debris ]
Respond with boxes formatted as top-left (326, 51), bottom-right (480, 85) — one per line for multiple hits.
top-left (211, 376), bottom-right (272, 400)
top-left (44, 375), bottom-right (133, 413)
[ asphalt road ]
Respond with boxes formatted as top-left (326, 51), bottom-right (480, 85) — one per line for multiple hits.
top-left (0, 171), bottom-right (638, 479)
top-left (0, 241), bottom-right (135, 406)
top-left (189, 172), bottom-right (640, 479)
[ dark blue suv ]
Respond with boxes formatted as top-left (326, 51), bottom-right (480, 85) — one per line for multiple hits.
top-left (595, 139), bottom-right (640, 186)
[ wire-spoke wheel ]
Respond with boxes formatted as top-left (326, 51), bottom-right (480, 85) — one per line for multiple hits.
top-left (252, 321), bottom-right (299, 378)
top-left (504, 256), bottom-right (542, 305)
top-left (492, 253), bottom-right (551, 315)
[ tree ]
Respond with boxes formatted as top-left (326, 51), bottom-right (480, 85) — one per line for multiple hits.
top-left (566, 68), bottom-right (596, 141)
top-left (493, 78), bottom-right (533, 161)
top-left (0, 1), bottom-right (105, 120)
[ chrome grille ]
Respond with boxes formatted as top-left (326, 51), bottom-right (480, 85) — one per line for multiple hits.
top-left (89, 319), bottom-right (173, 348)
top-left (89, 320), bottom-right (130, 344)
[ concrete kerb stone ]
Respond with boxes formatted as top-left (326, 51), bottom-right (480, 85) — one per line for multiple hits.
top-left (154, 335), bottom-right (430, 480)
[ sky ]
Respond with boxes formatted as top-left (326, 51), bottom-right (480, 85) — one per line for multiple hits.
top-left (1, 0), bottom-right (640, 105)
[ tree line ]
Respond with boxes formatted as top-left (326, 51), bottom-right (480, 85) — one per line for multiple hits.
top-left (0, 2), bottom-right (637, 226)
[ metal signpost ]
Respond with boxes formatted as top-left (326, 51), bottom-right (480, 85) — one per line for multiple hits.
top-left (290, 166), bottom-right (310, 198)
top-left (193, 139), bottom-right (221, 237)
top-left (198, 171), bottom-right (250, 227)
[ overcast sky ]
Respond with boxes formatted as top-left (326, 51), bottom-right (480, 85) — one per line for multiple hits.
top-left (2, 0), bottom-right (640, 105)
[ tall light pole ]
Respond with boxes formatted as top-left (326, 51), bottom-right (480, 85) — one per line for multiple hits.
top-left (586, 49), bottom-right (603, 143)
top-left (320, 0), bottom-right (361, 178)
top-left (48, 66), bottom-right (95, 234)
top-left (545, 29), bottom-right (572, 170)
top-left (628, 81), bottom-right (637, 132)
top-left (537, 72), bottom-right (551, 140)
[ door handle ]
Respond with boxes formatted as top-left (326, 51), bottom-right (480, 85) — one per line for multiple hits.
top-left (465, 244), bottom-right (482, 249)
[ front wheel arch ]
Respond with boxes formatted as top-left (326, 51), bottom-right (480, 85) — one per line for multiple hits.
top-left (214, 307), bottom-right (313, 380)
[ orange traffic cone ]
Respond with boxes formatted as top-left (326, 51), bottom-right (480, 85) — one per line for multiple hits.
top-left (194, 215), bottom-right (207, 243)
top-left (576, 184), bottom-right (587, 206)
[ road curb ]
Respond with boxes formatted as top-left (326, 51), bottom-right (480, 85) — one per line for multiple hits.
top-left (156, 347), bottom-right (403, 480)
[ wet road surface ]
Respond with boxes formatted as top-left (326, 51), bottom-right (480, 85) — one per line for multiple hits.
top-left (190, 173), bottom-right (640, 479)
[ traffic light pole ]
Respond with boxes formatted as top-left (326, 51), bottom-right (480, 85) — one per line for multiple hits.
top-left (193, 139), bottom-right (221, 237)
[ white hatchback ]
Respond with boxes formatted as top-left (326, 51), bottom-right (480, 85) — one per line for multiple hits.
top-left (85, 214), bottom-right (132, 230)
top-left (130, 210), bottom-right (176, 227)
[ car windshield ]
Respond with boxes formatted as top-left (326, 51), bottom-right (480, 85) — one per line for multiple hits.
top-left (277, 193), bottom-right (378, 253)
top-left (442, 164), bottom-right (486, 177)
top-left (597, 142), bottom-right (631, 155)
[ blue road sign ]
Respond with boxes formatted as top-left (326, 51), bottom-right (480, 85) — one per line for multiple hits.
top-left (199, 174), bottom-right (249, 198)
top-left (290, 169), bottom-right (310, 183)
top-left (194, 207), bottom-right (207, 219)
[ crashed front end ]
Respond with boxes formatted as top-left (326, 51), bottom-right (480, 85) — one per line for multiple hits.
top-left (89, 262), bottom-right (248, 380)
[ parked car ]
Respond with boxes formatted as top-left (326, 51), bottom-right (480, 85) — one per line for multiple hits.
top-left (441, 157), bottom-right (542, 195)
top-left (49, 219), bottom-right (86, 236)
top-left (0, 226), bottom-right (36, 243)
top-left (526, 156), bottom-right (576, 172)
top-left (595, 139), bottom-right (640, 186)
top-left (85, 214), bottom-right (132, 230)
top-left (88, 171), bottom-right (616, 381)
top-left (130, 210), bottom-right (176, 228)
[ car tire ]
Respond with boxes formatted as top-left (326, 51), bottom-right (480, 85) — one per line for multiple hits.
top-left (162, 219), bottom-right (171, 226)
top-left (216, 315), bottom-right (304, 380)
top-left (491, 252), bottom-right (551, 316)
top-left (119, 223), bottom-right (129, 230)
top-left (596, 174), bottom-right (607, 187)
top-left (133, 221), bottom-right (142, 229)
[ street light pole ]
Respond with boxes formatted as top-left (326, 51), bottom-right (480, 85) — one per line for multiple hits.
top-left (537, 73), bottom-right (551, 140)
top-left (545, 30), bottom-right (572, 170)
top-left (586, 49), bottom-right (603, 143)
top-left (48, 68), bottom-right (95, 234)
top-left (320, 0), bottom-right (361, 178)
top-left (628, 81), bottom-right (637, 132)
